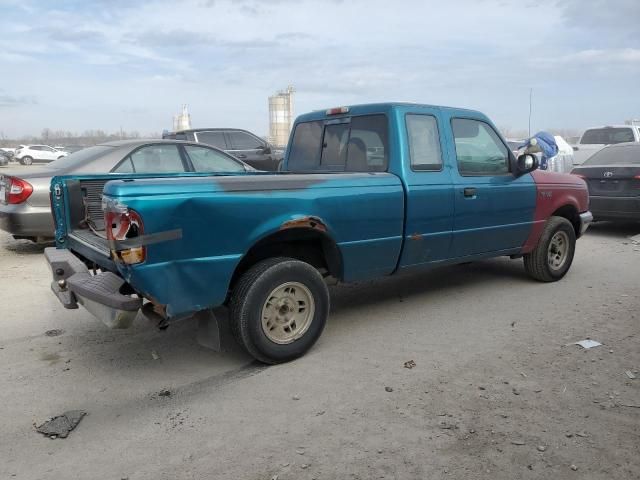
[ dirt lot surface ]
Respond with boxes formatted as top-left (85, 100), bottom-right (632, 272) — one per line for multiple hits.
top-left (1, 223), bottom-right (639, 479)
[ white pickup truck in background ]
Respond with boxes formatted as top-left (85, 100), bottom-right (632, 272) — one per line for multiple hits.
top-left (572, 124), bottom-right (640, 165)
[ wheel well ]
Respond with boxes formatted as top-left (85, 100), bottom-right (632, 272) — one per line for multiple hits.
top-left (552, 205), bottom-right (580, 237)
top-left (228, 228), bottom-right (343, 295)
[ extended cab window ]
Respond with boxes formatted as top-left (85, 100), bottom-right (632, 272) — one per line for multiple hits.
top-left (452, 118), bottom-right (509, 175)
top-left (288, 114), bottom-right (388, 172)
top-left (406, 114), bottom-right (442, 171)
top-left (184, 145), bottom-right (245, 172)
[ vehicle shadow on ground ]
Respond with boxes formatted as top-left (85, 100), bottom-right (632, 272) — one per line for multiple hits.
top-left (585, 221), bottom-right (640, 239)
top-left (329, 257), bottom-right (528, 316)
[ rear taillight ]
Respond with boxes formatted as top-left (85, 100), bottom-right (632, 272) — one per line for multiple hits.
top-left (104, 202), bottom-right (145, 265)
top-left (7, 177), bottom-right (33, 204)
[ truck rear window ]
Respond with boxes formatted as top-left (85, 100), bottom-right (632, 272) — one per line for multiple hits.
top-left (288, 114), bottom-right (388, 172)
top-left (580, 128), bottom-right (635, 145)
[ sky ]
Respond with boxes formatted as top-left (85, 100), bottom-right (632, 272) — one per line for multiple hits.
top-left (0, 0), bottom-right (638, 138)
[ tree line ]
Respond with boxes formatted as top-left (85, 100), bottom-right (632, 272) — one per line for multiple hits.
top-left (0, 129), bottom-right (162, 148)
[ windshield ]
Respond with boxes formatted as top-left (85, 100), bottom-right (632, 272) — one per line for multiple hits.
top-left (582, 144), bottom-right (640, 166)
top-left (45, 146), bottom-right (114, 170)
top-left (580, 128), bottom-right (635, 145)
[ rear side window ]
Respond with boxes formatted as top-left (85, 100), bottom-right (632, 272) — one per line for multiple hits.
top-left (196, 131), bottom-right (227, 148)
top-left (582, 145), bottom-right (640, 166)
top-left (184, 145), bottom-right (245, 172)
top-left (122, 145), bottom-right (185, 173)
top-left (406, 114), bottom-right (442, 171)
top-left (581, 128), bottom-right (635, 144)
top-left (288, 114), bottom-right (388, 172)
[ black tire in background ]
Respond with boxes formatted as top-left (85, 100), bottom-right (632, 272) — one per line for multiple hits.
top-left (229, 257), bottom-right (329, 364)
top-left (524, 216), bottom-right (576, 282)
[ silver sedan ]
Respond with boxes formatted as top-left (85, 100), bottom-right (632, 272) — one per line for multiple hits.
top-left (0, 139), bottom-right (249, 242)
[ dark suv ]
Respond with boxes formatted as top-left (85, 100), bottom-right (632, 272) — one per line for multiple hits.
top-left (163, 128), bottom-right (283, 171)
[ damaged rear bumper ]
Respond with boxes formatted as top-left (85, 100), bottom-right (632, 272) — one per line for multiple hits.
top-left (44, 247), bottom-right (142, 328)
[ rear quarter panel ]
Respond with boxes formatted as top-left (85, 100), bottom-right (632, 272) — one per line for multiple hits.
top-left (103, 173), bottom-right (405, 316)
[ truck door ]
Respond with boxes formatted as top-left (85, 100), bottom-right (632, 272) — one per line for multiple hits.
top-left (445, 116), bottom-right (536, 258)
top-left (398, 111), bottom-right (455, 268)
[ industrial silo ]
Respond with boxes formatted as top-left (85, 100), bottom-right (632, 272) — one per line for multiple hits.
top-left (268, 86), bottom-right (295, 148)
top-left (173, 104), bottom-right (192, 131)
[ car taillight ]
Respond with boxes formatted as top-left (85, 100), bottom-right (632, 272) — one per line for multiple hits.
top-left (7, 177), bottom-right (33, 204)
top-left (104, 202), bottom-right (145, 265)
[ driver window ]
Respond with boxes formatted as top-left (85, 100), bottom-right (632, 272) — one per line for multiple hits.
top-left (452, 118), bottom-right (509, 175)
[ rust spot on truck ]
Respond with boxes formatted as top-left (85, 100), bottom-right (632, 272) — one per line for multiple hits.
top-left (410, 232), bottom-right (422, 241)
top-left (280, 216), bottom-right (328, 232)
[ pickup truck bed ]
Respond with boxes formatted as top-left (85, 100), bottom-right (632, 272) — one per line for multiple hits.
top-left (46, 102), bottom-right (592, 364)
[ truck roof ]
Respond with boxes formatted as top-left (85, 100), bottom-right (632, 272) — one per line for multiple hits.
top-left (295, 102), bottom-right (487, 123)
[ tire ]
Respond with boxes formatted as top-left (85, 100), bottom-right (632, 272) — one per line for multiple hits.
top-left (523, 216), bottom-right (576, 282)
top-left (21, 156), bottom-right (33, 165)
top-left (229, 257), bottom-right (329, 364)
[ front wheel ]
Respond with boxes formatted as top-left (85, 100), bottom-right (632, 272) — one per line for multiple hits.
top-left (524, 216), bottom-right (576, 282)
top-left (20, 156), bottom-right (33, 165)
top-left (229, 257), bottom-right (329, 364)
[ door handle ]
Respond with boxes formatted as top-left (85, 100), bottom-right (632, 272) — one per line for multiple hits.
top-left (236, 154), bottom-right (247, 159)
top-left (463, 187), bottom-right (477, 197)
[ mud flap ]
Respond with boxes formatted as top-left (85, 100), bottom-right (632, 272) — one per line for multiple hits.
top-left (196, 309), bottom-right (234, 352)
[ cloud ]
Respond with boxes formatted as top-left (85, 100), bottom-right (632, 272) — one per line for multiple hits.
top-left (0, 0), bottom-right (638, 137)
top-left (0, 94), bottom-right (38, 108)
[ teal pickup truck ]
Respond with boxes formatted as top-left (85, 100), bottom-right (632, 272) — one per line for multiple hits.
top-left (46, 103), bottom-right (592, 363)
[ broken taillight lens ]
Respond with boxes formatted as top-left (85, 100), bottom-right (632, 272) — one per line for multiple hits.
top-left (104, 203), bottom-right (145, 265)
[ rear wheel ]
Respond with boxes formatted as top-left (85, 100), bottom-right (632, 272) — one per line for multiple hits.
top-left (21, 156), bottom-right (33, 165)
top-left (229, 257), bottom-right (329, 364)
top-left (524, 216), bottom-right (576, 282)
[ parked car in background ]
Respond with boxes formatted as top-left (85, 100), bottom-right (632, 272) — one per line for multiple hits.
top-left (1, 148), bottom-right (15, 161)
top-left (0, 139), bottom-right (249, 242)
top-left (571, 142), bottom-right (640, 222)
top-left (14, 145), bottom-right (68, 165)
top-left (572, 125), bottom-right (640, 166)
top-left (0, 150), bottom-right (11, 167)
top-left (163, 128), bottom-right (283, 171)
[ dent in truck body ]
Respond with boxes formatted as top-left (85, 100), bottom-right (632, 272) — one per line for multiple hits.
top-left (99, 172), bottom-right (404, 317)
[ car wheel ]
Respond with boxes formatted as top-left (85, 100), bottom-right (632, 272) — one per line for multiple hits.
top-left (523, 216), bottom-right (576, 282)
top-left (229, 257), bottom-right (329, 364)
top-left (21, 156), bottom-right (33, 165)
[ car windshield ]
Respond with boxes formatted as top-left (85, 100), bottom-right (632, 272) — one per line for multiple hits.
top-left (582, 144), bottom-right (640, 166)
top-left (46, 146), bottom-right (114, 169)
top-left (580, 128), bottom-right (635, 144)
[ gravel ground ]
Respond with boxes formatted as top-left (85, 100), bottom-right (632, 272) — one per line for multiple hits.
top-left (0, 223), bottom-right (639, 480)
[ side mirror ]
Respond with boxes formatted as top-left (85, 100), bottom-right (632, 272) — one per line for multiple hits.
top-left (516, 153), bottom-right (539, 175)
top-left (259, 144), bottom-right (271, 155)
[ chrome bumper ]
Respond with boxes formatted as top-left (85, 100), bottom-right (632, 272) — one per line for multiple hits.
top-left (579, 211), bottom-right (593, 236)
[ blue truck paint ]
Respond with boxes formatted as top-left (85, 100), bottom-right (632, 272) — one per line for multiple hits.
top-left (50, 103), bottom-right (558, 320)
